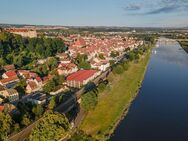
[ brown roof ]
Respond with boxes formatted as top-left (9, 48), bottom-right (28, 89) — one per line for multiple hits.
top-left (27, 81), bottom-right (38, 90)
top-left (0, 76), bottom-right (19, 84)
top-left (3, 64), bottom-right (15, 71)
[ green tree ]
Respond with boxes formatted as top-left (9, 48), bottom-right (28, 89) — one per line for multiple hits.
top-left (43, 79), bottom-right (55, 93)
top-left (81, 91), bottom-right (98, 111)
top-left (0, 112), bottom-right (12, 140)
top-left (75, 54), bottom-right (91, 69)
top-left (28, 111), bottom-right (70, 141)
top-left (98, 53), bottom-right (105, 60)
top-left (48, 57), bottom-right (58, 70)
top-left (98, 82), bottom-right (107, 93)
top-left (122, 61), bottom-right (129, 71)
top-left (32, 105), bottom-right (44, 119)
top-left (110, 51), bottom-right (119, 58)
top-left (21, 114), bottom-right (31, 126)
top-left (48, 97), bottom-right (56, 110)
top-left (71, 130), bottom-right (96, 141)
top-left (113, 65), bottom-right (124, 75)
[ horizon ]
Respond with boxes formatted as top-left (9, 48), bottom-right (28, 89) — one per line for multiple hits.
top-left (1, 0), bottom-right (188, 27)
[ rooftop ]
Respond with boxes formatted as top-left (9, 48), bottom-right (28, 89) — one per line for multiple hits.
top-left (67, 69), bottom-right (97, 82)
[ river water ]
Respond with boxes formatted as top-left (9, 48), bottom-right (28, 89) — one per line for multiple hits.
top-left (110, 38), bottom-right (188, 141)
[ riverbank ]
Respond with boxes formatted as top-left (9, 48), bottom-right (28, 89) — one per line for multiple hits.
top-left (178, 41), bottom-right (188, 53)
top-left (80, 50), bottom-right (151, 140)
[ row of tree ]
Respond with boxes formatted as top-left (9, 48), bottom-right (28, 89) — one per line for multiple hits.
top-left (0, 32), bottom-right (66, 69)
top-left (0, 102), bottom-right (44, 140)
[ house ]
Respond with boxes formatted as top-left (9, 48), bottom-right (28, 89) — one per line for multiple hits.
top-left (2, 70), bottom-right (17, 78)
top-left (66, 70), bottom-right (100, 88)
top-left (3, 64), bottom-right (15, 71)
top-left (34, 77), bottom-right (43, 86)
top-left (74, 37), bottom-right (86, 48)
top-left (91, 60), bottom-right (110, 72)
top-left (5, 28), bottom-right (37, 38)
top-left (0, 76), bottom-right (20, 88)
top-left (0, 86), bottom-right (19, 102)
top-left (26, 81), bottom-right (41, 94)
top-left (57, 63), bottom-right (78, 76)
top-left (18, 70), bottom-right (38, 79)
top-left (27, 92), bottom-right (46, 105)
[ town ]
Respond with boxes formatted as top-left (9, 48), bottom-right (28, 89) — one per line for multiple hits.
top-left (0, 27), bottom-right (149, 140)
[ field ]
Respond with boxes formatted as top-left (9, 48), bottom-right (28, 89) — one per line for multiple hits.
top-left (80, 51), bottom-right (151, 140)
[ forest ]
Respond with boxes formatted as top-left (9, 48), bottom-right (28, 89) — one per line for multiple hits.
top-left (0, 32), bottom-right (67, 69)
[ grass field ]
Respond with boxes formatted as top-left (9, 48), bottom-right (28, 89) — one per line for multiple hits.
top-left (80, 51), bottom-right (151, 140)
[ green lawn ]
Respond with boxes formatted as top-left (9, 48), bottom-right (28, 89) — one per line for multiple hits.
top-left (80, 51), bottom-right (151, 140)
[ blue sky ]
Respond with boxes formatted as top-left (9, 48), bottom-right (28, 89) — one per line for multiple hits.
top-left (0, 0), bottom-right (188, 27)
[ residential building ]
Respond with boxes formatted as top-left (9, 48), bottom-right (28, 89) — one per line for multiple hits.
top-left (57, 63), bottom-right (78, 76)
top-left (91, 60), bottom-right (110, 72)
top-left (3, 64), bottom-right (15, 71)
top-left (2, 70), bottom-right (17, 78)
top-left (0, 86), bottom-right (19, 102)
top-left (26, 81), bottom-right (41, 94)
top-left (5, 28), bottom-right (37, 38)
top-left (0, 76), bottom-right (20, 88)
top-left (66, 70), bottom-right (100, 88)
top-left (27, 92), bottom-right (46, 105)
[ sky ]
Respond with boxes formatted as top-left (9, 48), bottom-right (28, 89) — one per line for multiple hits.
top-left (0, 0), bottom-right (188, 27)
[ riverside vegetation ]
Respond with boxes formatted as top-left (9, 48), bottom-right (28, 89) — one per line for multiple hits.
top-left (79, 44), bottom-right (153, 140)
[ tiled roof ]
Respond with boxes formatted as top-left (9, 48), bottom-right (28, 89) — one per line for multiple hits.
top-left (0, 76), bottom-right (19, 84)
top-left (4, 71), bottom-right (17, 78)
top-left (67, 70), bottom-right (97, 82)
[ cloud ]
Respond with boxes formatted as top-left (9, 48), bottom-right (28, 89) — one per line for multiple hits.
top-left (145, 5), bottom-right (180, 14)
top-left (123, 4), bottom-right (141, 11)
top-left (123, 0), bottom-right (188, 15)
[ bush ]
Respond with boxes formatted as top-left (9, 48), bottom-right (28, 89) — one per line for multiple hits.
top-left (29, 111), bottom-right (70, 141)
top-left (112, 65), bottom-right (124, 75)
top-left (98, 82), bottom-right (107, 93)
top-left (81, 91), bottom-right (98, 111)
top-left (122, 61), bottom-right (129, 71)
top-left (70, 130), bottom-right (96, 141)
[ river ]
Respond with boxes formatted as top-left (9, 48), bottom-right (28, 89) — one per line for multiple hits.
top-left (110, 38), bottom-right (188, 141)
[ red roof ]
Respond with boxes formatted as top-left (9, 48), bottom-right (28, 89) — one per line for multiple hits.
top-left (36, 77), bottom-right (42, 82)
top-left (4, 71), bottom-right (17, 78)
top-left (67, 70), bottom-right (97, 82)
top-left (0, 105), bottom-right (4, 112)
top-left (0, 76), bottom-right (19, 84)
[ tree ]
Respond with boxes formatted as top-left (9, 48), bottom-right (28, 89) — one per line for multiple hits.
top-left (0, 112), bottom-right (12, 140)
top-left (122, 61), bottom-right (129, 71)
top-left (110, 51), bottom-right (119, 58)
top-left (81, 91), bottom-right (98, 111)
top-left (71, 130), bottom-right (96, 141)
top-left (15, 78), bottom-right (27, 96)
top-left (48, 97), bottom-right (56, 110)
top-left (48, 57), bottom-right (58, 71)
top-left (128, 52), bottom-right (135, 61)
top-left (98, 82), bottom-right (107, 93)
top-left (21, 114), bottom-right (31, 126)
top-left (43, 79), bottom-right (55, 93)
top-left (75, 54), bottom-right (91, 69)
top-left (32, 105), bottom-right (44, 119)
top-left (28, 111), bottom-right (70, 141)
top-left (98, 53), bottom-right (105, 60)
top-left (113, 65), bottom-right (124, 75)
